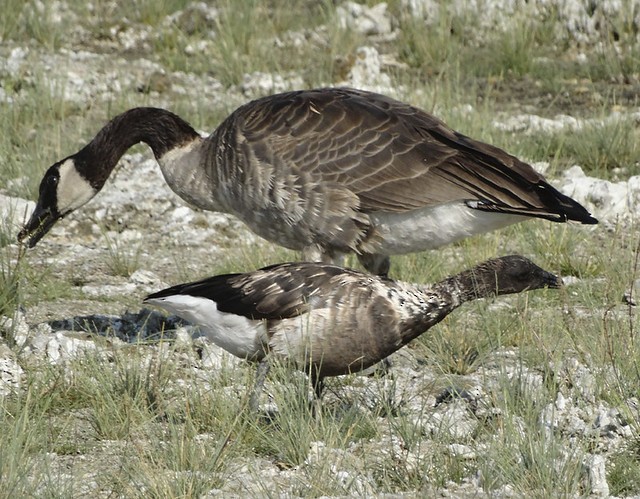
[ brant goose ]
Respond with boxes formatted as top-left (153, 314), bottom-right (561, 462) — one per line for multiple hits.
top-left (144, 255), bottom-right (560, 404)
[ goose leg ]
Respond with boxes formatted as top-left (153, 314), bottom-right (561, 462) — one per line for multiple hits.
top-left (249, 357), bottom-right (271, 412)
top-left (358, 252), bottom-right (391, 277)
top-left (302, 245), bottom-right (345, 267)
top-left (312, 375), bottom-right (325, 399)
top-left (302, 245), bottom-right (323, 263)
top-left (309, 371), bottom-right (325, 417)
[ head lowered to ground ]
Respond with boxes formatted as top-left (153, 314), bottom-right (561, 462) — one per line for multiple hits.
top-left (18, 157), bottom-right (98, 248)
top-left (18, 89), bottom-right (596, 277)
top-left (143, 254), bottom-right (560, 400)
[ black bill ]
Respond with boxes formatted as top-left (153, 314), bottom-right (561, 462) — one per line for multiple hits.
top-left (17, 203), bottom-right (61, 248)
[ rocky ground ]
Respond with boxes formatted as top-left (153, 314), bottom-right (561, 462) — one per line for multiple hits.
top-left (1, 0), bottom-right (640, 497)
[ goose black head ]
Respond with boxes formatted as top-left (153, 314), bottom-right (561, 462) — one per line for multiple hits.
top-left (485, 254), bottom-right (561, 295)
top-left (18, 157), bottom-right (98, 248)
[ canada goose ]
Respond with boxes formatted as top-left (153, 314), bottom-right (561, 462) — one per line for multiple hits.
top-left (18, 88), bottom-right (596, 275)
top-left (143, 255), bottom-right (560, 403)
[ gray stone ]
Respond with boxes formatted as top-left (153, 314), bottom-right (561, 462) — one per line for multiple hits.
top-left (584, 454), bottom-right (609, 496)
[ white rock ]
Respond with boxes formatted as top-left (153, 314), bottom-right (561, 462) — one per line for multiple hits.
top-left (530, 161), bottom-right (550, 175)
top-left (302, 439), bottom-right (374, 495)
top-left (593, 406), bottom-right (621, 437)
top-left (446, 443), bottom-right (476, 459)
top-left (170, 206), bottom-right (195, 224)
top-left (28, 326), bottom-right (53, 354)
top-left (400, 0), bottom-right (640, 45)
top-left (45, 335), bottom-right (61, 363)
top-left (81, 283), bottom-right (138, 297)
top-left (561, 275), bottom-right (581, 286)
top-left (555, 391), bottom-right (567, 411)
top-left (240, 71), bottom-right (304, 97)
top-left (558, 165), bottom-right (640, 222)
top-left (401, 0), bottom-right (440, 20)
top-left (0, 344), bottom-right (23, 396)
top-left (566, 408), bottom-right (588, 436)
top-left (194, 336), bottom-right (239, 370)
top-left (583, 454), bottom-right (609, 496)
top-left (493, 113), bottom-right (581, 134)
top-left (163, 1), bottom-right (219, 27)
top-left (336, 2), bottom-right (392, 35)
top-left (4, 47), bottom-right (28, 75)
top-left (541, 401), bottom-right (558, 430)
top-left (173, 327), bottom-right (193, 349)
top-left (129, 269), bottom-right (165, 287)
top-left (305, 440), bottom-right (327, 464)
top-left (0, 311), bottom-right (31, 349)
top-left (510, 367), bottom-right (543, 395)
top-left (0, 193), bottom-right (35, 238)
top-left (0, 357), bottom-right (22, 395)
top-left (426, 400), bottom-right (477, 438)
top-left (345, 46), bottom-right (392, 94)
top-left (0, 87), bottom-right (10, 104)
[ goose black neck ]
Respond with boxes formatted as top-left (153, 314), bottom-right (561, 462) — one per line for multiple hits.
top-left (433, 265), bottom-right (502, 306)
top-left (74, 107), bottom-right (200, 189)
top-left (433, 256), bottom-right (552, 304)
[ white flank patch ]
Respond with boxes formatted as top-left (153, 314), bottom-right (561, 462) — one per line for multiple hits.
top-left (370, 201), bottom-right (525, 254)
top-left (145, 295), bottom-right (265, 359)
top-left (57, 159), bottom-right (98, 214)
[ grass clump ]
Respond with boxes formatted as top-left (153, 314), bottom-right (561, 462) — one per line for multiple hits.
top-left (0, 386), bottom-right (55, 498)
top-left (100, 228), bottom-right (144, 279)
top-left (0, 0), bottom-right (64, 48)
top-left (546, 116), bottom-right (640, 178)
top-left (0, 250), bottom-right (22, 320)
top-left (608, 447), bottom-right (640, 497)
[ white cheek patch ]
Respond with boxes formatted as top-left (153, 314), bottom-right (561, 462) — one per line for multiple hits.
top-left (56, 159), bottom-right (98, 214)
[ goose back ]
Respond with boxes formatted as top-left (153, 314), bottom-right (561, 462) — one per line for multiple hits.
top-left (209, 88), bottom-right (592, 219)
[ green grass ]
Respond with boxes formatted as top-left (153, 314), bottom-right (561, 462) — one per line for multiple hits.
top-left (0, 386), bottom-right (55, 498)
top-left (608, 446), bottom-right (640, 496)
top-left (99, 227), bottom-right (144, 278)
top-left (0, 244), bottom-right (22, 320)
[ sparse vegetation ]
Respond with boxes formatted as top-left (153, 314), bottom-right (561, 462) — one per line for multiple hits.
top-left (1, 0), bottom-right (639, 496)
top-left (100, 226), bottom-right (144, 278)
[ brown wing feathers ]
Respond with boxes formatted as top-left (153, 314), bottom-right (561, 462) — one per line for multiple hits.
top-left (236, 88), bottom-right (595, 223)
top-left (145, 263), bottom-right (351, 321)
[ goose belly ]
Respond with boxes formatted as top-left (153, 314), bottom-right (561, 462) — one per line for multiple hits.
top-left (369, 201), bottom-right (526, 254)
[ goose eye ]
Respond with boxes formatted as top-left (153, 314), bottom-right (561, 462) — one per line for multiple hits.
top-left (47, 172), bottom-right (59, 187)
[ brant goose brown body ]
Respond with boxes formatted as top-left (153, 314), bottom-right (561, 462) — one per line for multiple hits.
top-left (144, 255), bottom-right (560, 402)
